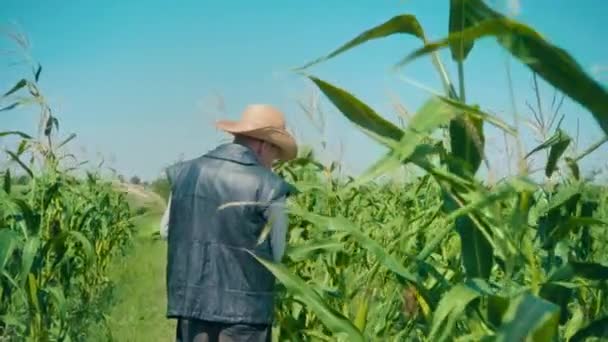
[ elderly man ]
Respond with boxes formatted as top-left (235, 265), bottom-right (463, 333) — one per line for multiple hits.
top-left (159, 104), bottom-right (297, 342)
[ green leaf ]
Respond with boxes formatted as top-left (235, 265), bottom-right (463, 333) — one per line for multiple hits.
top-left (0, 229), bottom-right (20, 270)
top-left (543, 216), bottom-right (607, 248)
top-left (20, 237), bottom-right (41, 288)
top-left (564, 157), bottom-right (580, 180)
top-left (0, 102), bottom-right (20, 112)
top-left (57, 133), bottom-right (76, 149)
top-left (4, 149), bottom-right (33, 178)
top-left (487, 295), bottom-right (510, 328)
top-left (17, 140), bottom-right (29, 156)
top-left (3, 169), bottom-right (10, 194)
top-left (67, 231), bottom-right (96, 264)
top-left (448, 115), bottom-right (485, 177)
top-left (306, 75), bottom-right (473, 190)
top-left (495, 293), bottom-right (560, 341)
top-left (396, 11), bottom-right (608, 136)
top-left (449, 0), bottom-right (475, 61)
top-left (433, 95), bottom-right (516, 135)
top-left (0, 131), bottom-right (33, 139)
top-left (34, 64), bottom-right (42, 82)
top-left (351, 97), bottom-right (457, 186)
top-left (251, 254), bottom-right (365, 341)
top-left (353, 290), bottom-right (371, 332)
top-left (536, 182), bottom-right (583, 217)
top-left (549, 261), bottom-right (608, 282)
top-left (454, 214), bottom-right (493, 279)
top-left (292, 207), bottom-right (433, 308)
top-left (286, 240), bottom-right (344, 262)
top-left (3, 79), bottom-right (27, 97)
top-left (11, 198), bottom-right (39, 237)
top-left (545, 134), bottom-right (571, 178)
top-left (564, 306), bottom-right (586, 340)
top-left (525, 129), bottom-right (569, 159)
top-left (538, 283), bottom-right (572, 325)
top-left (45, 286), bottom-right (67, 321)
top-left (525, 129), bottom-right (571, 178)
top-left (570, 317), bottom-right (608, 342)
top-left (307, 76), bottom-right (403, 144)
top-left (44, 115), bottom-right (55, 136)
top-left (430, 281), bottom-right (483, 341)
top-left (0, 314), bottom-right (26, 331)
top-left (296, 15), bottom-right (424, 70)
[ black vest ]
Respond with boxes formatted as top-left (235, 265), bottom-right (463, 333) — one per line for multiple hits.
top-left (165, 143), bottom-right (293, 324)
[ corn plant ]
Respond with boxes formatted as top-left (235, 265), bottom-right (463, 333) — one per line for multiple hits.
top-left (262, 1), bottom-right (608, 341)
top-left (1, 35), bottom-right (134, 341)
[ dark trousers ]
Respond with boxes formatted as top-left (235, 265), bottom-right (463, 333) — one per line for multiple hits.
top-left (175, 318), bottom-right (271, 342)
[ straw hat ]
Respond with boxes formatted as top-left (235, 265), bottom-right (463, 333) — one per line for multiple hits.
top-left (215, 104), bottom-right (298, 161)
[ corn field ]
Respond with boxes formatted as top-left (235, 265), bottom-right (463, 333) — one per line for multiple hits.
top-left (2, 0), bottom-right (608, 341)
top-left (265, 0), bottom-right (608, 340)
top-left (1, 38), bottom-right (135, 340)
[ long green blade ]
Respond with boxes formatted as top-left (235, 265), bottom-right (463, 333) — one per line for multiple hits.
top-left (396, 15), bottom-right (608, 136)
top-left (0, 229), bottom-right (20, 270)
top-left (296, 15), bottom-right (424, 70)
top-left (251, 254), bottom-right (365, 341)
top-left (495, 293), bottom-right (560, 341)
top-left (449, 0), bottom-right (475, 61)
top-left (307, 76), bottom-right (404, 144)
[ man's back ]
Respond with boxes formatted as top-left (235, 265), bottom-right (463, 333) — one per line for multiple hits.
top-left (164, 143), bottom-right (291, 325)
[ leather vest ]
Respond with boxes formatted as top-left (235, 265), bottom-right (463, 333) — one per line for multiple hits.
top-left (164, 143), bottom-right (293, 324)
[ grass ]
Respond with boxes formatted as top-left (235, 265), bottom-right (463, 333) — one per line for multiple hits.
top-left (102, 212), bottom-right (175, 341)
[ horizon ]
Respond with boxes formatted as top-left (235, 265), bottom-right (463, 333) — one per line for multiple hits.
top-left (1, 0), bottom-right (607, 182)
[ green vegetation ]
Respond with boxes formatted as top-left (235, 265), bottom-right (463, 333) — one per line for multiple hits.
top-left (263, 0), bottom-right (608, 340)
top-left (2, 0), bottom-right (608, 341)
top-left (0, 44), bottom-right (135, 340)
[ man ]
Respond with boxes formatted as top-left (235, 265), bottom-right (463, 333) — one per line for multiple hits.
top-left (160, 104), bottom-right (297, 342)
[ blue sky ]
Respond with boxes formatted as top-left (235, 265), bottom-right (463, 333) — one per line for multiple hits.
top-left (1, 0), bottom-right (607, 181)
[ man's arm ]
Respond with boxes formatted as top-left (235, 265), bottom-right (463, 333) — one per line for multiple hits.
top-left (160, 194), bottom-right (171, 240)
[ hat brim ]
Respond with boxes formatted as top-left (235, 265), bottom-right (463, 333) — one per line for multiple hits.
top-left (216, 120), bottom-right (297, 161)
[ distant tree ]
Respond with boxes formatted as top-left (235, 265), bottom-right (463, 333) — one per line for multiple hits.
top-left (117, 174), bottom-right (126, 183)
top-left (130, 175), bottom-right (141, 185)
top-left (150, 177), bottom-right (170, 201)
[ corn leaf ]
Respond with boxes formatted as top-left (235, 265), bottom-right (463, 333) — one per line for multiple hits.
top-left (3, 79), bottom-right (27, 97)
top-left (538, 283), bottom-right (572, 325)
top-left (3, 170), bottom-right (10, 194)
top-left (0, 229), bottom-right (20, 269)
top-left (57, 133), bottom-right (77, 149)
top-left (20, 237), bottom-right (40, 288)
top-left (449, 0), bottom-right (476, 61)
top-left (549, 261), bottom-right (608, 282)
top-left (525, 129), bottom-right (571, 178)
top-left (307, 76), bottom-right (403, 144)
top-left (495, 293), bottom-right (560, 341)
top-left (251, 254), bottom-right (365, 341)
top-left (0, 131), bottom-right (33, 139)
top-left (4, 150), bottom-right (33, 178)
top-left (34, 64), bottom-right (42, 82)
top-left (352, 97), bottom-right (456, 185)
top-left (570, 317), bottom-right (608, 342)
top-left (429, 282), bottom-right (482, 341)
top-left (296, 15), bottom-right (424, 70)
top-left (286, 241), bottom-right (344, 262)
top-left (396, 14), bottom-right (608, 136)
top-left (0, 102), bottom-right (20, 112)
